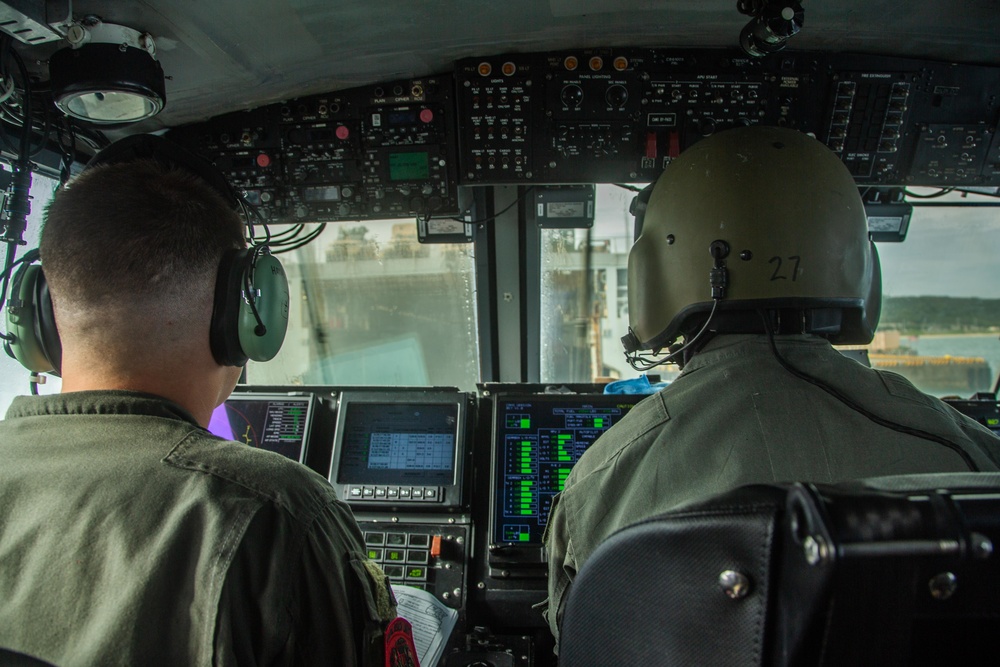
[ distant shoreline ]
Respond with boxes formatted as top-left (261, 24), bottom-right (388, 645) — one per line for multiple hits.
top-left (904, 333), bottom-right (1000, 340)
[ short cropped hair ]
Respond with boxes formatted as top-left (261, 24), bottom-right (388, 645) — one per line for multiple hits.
top-left (40, 159), bottom-right (245, 307)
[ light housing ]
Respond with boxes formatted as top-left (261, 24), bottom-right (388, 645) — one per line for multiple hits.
top-left (49, 20), bottom-right (165, 124)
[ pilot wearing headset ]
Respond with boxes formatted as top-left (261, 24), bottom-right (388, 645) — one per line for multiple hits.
top-left (542, 125), bottom-right (1000, 647)
top-left (0, 136), bottom-right (397, 666)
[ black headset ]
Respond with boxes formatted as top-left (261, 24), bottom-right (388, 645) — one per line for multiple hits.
top-left (4, 134), bottom-right (289, 373)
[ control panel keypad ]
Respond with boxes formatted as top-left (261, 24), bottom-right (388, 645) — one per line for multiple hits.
top-left (359, 522), bottom-right (468, 608)
top-left (364, 529), bottom-right (434, 589)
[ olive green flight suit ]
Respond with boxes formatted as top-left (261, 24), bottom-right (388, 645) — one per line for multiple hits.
top-left (0, 390), bottom-right (395, 666)
top-left (544, 334), bottom-right (1000, 646)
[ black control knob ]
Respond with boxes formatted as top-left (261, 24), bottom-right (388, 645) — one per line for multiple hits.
top-left (606, 84), bottom-right (628, 109)
top-left (561, 84), bottom-right (584, 108)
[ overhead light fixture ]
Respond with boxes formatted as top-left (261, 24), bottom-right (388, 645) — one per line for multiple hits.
top-left (737, 0), bottom-right (804, 57)
top-left (49, 18), bottom-right (165, 124)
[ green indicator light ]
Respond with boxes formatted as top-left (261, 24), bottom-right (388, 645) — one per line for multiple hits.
top-left (594, 418), bottom-right (604, 427)
top-left (518, 533), bottom-right (530, 542)
top-left (988, 418), bottom-right (999, 426)
top-left (521, 419), bottom-right (531, 428)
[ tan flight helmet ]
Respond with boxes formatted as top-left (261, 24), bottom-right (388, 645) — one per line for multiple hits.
top-left (623, 125), bottom-right (880, 354)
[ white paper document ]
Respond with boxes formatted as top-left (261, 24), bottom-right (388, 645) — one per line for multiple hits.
top-left (393, 584), bottom-right (459, 667)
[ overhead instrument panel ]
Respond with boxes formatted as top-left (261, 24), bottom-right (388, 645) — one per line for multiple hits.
top-left (170, 50), bottom-right (1000, 202)
top-left (455, 49), bottom-right (1000, 186)
top-left (168, 75), bottom-right (462, 223)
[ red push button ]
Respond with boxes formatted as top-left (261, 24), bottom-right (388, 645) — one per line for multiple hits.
top-left (419, 109), bottom-right (434, 123)
top-left (256, 153), bottom-right (271, 168)
top-left (336, 125), bottom-right (350, 140)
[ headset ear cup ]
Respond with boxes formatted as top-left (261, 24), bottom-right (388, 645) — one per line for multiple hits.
top-left (5, 264), bottom-right (60, 374)
top-left (864, 241), bottom-right (883, 338)
top-left (629, 183), bottom-right (655, 243)
top-left (238, 253), bottom-right (289, 362)
top-left (210, 249), bottom-right (250, 367)
top-left (36, 273), bottom-right (62, 374)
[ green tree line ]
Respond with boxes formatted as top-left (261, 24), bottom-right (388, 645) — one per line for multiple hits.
top-left (880, 296), bottom-right (1000, 334)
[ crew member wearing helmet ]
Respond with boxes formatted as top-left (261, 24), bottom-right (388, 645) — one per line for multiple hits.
top-left (542, 125), bottom-right (1000, 647)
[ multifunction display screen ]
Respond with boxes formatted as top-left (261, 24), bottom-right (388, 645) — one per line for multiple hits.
top-left (335, 400), bottom-right (458, 486)
top-left (208, 394), bottom-right (313, 463)
top-left (491, 394), bottom-right (644, 546)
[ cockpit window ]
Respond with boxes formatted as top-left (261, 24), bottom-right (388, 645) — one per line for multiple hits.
top-left (539, 185), bottom-right (656, 385)
top-left (872, 189), bottom-right (1000, 398)
top-left (246, 219), bottom-right (480, 390)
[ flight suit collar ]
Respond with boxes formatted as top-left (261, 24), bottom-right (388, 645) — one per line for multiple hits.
top-left (5, 389), bottom-right (201, 427)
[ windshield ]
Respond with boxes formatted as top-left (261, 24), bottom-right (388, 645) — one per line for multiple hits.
top-left (247, 219), bottom-right (480, 390)
top-left (539, 184), bottom-right (1000, 398)
top-left (873, 190), bottom-right (1000, 398)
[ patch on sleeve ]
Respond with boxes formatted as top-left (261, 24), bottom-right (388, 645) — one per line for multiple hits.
top-left (363, 558), bottom-right (398, 621)
top-left (384, 617), bottom-right (420, 667)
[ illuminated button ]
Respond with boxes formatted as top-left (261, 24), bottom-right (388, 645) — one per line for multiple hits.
top-left (613, 56), bottom-right (629, 71)
top-left (564, 56), bottom-right (578, 71)
top-left (256, 153), bottom-right (271, 168)
top-left (349, 487), bottom-right (363, 498)
top-left (365, 532), bottom-right (386, 546)
top-left (366, 548), bottom-right (383, 561)
top-left (374, 487), bottom-right (387, 498)
top-left (405, 566), bottom-right (428, 582)
top-left (335, 125), bottom-right (350, 140)
top-left (399, 488), bottom-right (411, 499)
top-left (362, 487), bottom-right (375, 498)
top-left (411, 488), bottom-right (424, 499)
top-left (384, 565), bottom-right (404, 579)
top-left (386, 533), bottom-right (407, 547)
top-left (478, 62), bottom-right (492, 76)
top-left (408, 534), bottom-right (430, 548)
top-left (407, 550), bottom-right (429, 564)
top-left (385, 549), bottom-right (406, 562)
top-left (387, 487), bottom-right (399, 498)
top-left (589, 56), bottom-right (603, 71)
top-left (424, 488), bottom-right (439, 501)
top-left (502, 61), bottom-right (517, 76)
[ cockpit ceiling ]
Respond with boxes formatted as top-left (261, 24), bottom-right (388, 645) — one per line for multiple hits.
top-left (10, 0), bottom-right (1000, 132)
